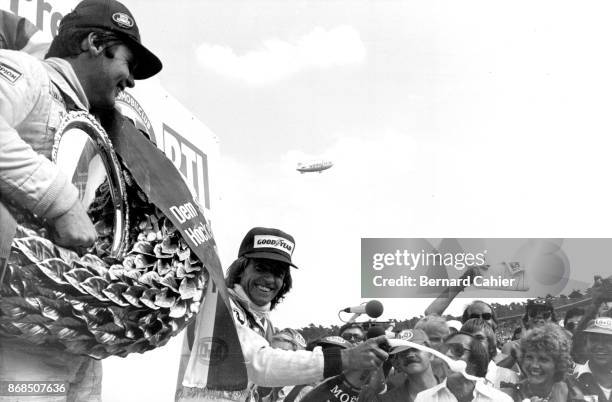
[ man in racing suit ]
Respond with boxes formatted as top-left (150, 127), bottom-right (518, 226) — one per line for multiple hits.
top-left (0, 1), bottom-right (161, 400)
top-left (177, 227), bottom-right (390, 401)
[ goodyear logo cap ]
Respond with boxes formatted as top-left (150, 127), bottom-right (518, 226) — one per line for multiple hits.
top-left (238, 227), bottom-right (298, 268)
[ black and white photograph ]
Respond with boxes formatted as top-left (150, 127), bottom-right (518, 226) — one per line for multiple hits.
top-left (1, 0), bottom-right (612, 401)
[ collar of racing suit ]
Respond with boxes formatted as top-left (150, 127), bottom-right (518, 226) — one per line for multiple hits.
top-left (43, 57), bottom-right (90, 111)
top-left (231, 284), bottom-right (271, 322)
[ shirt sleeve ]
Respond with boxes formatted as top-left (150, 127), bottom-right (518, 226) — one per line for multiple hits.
top-left (0, 52), bottom-right (78, 219)
top-left (235, 313), bottom-right (326, 387)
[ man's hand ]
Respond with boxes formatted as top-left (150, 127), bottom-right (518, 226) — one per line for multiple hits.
top-left (51, 201), bottom-right (97, 250)
top-left (341, 335), bottom-right (389, 371)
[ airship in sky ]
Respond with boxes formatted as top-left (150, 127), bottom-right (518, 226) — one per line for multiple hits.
top-left (296, 160), bottom-right (334, 174)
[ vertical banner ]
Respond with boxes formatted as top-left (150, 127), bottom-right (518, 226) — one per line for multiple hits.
top-left (106, 114), bottom-right (247, 390)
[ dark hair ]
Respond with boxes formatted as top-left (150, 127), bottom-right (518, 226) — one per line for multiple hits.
top-left (225, 256), bottom-right (292, 310)
top-left (338, 322), bottom-right (364, 337)
top-left (46, 27), bottom-right (122, 59)
top-left (520, 324), bottom-right (572, 382)
top-left (564, 307), bottom-right (585, 328)
top-left (461, 300), bottom-right (498, 329)
top-left (461, 318), bottom-right (497, 359)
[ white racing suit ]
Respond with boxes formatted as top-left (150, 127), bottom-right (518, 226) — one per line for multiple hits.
top-left (0, 49), bottom-right (102, 402)
top-left (177, 285), bottom-right (343, 401)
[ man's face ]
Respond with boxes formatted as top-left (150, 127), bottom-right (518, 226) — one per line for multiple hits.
top-left (87, 43), bottom-right (135, 110)
top-left (392, 348), bottom-right (432, 375)
top-left (522, 350), bottom-right (556, 387)
top-left (598, 302), bottom-right (612, 317)
top-left (526, 308), bottom-right (553, 328)
top-left (466, 303), bottom-right (496, 330)
top-left (425, 326), bottom-right (450, 351)
top-left (239, 259), bottom-right (287, 306)
top-left (469, 329), bottom-right (490, 354)
top-left (340, 328), bottom-right (365, 345)
top-left (586, 333), bottom-right (612, 369)
top-left (565, 315), bottom-right (582, 332)
top-left (444, 334), bottom-right (472, 363)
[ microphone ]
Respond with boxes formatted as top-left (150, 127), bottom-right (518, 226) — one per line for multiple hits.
top-left (341, 300), bottom-right (383, 318)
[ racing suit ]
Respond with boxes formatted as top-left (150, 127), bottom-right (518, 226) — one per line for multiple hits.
top-left (178, 284), bottom-right (343, 401)
top-left (0, 49), bottom-right (102, 402)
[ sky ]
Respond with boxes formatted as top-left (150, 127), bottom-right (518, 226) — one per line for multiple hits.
top-left (6, 0), bottom-right (612, 400)
top-left (122, 0), bottom-right (612, 326)
top-left (118, 1), bottom-right (612, 399)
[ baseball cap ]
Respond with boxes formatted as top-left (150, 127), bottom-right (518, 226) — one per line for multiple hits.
top-left (584, 317), bottom-right (612, 336)
top-left (526, 298), bottom-right (554, 311)
top-left (59, 0), bottom-right (162, 79)
top-left (273, 328), bottom-right (307, 349)
top-left (390, 329), bottom-right (429, 355)
top-left (238, 227), bottom-right (297, 268)
top-left (315, 336), bottom-right (351, 350)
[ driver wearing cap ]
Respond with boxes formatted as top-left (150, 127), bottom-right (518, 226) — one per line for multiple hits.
top-left (0, 1), bottom-right (161, 400)
top-left (177, 227), bottom-right (390, 401)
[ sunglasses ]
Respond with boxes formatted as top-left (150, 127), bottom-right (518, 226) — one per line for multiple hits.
top-left (468, 313), bottom-right (493, 321)
top-left (442, 343), bottom-right (471, 357)
top-left (341, 333), bottom-right (364, 342)
top-left (565, 322), bottom-right (576, 331)
top-left (528, 309), bottom-right (552, 319)
top-left (394, 348), bottom-right (420, 358)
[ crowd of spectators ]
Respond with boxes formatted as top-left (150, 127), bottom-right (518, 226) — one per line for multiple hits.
top-left (258, 276), bottom-right (612, 401)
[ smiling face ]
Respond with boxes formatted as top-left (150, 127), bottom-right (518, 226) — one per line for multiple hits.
top-left (522, 350), bottom-right (556, 388)
top-left (239, 259), bottom-right (288, 306)
top-left (392, 348), bottom-right (432, 375)
top-left (85, 41), bottom-right (136, 110)
top-left (586, 332), bottom-right (612, 369)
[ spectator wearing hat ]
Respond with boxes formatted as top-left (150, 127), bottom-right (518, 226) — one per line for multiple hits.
top-left (338, 323), bottom-right (366, 346)
top-left (364, 329), bottom-right (438, 402)
top-left (0, 0), bottom-right (161, 400)
top-left (415, 331), bottom-right (513, 402)
top-left (179, 227), bottom-right (389, 401)
top-left (573, 317), bottom-right (612, 402)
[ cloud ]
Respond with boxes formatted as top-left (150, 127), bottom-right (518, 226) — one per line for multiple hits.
top-left (195, 26), bottom-right (366, 85)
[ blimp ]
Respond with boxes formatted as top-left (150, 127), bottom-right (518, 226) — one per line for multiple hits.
top-left (296, 160), bottom-right (334, 174)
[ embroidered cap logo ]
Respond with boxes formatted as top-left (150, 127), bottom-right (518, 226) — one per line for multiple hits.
top-left (112, 12), bottom-right (134, 29)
